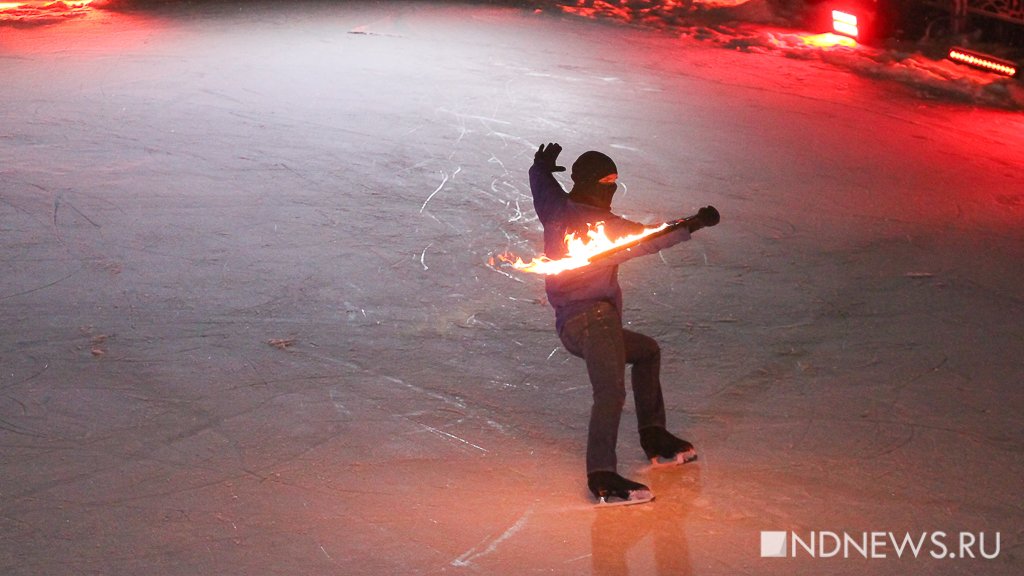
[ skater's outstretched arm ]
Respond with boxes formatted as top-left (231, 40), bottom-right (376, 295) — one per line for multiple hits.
top-left (529, 143), bottom-right (567, 225)
top-left (581, 206), bottom-right (720, 269)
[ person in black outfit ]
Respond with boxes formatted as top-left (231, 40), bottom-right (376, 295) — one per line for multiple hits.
top-left (528, 142), bottom-right (720, 504)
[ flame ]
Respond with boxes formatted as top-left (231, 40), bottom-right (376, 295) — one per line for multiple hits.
top-left (501, 221), bottom-right (669, 276)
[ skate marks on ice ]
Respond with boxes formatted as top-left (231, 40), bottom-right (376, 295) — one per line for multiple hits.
top-left (290, 346), bottom-right (501, 458)
top-left (450, 506), bottom-right (534, 568)
top-left (0, 183), bottom-right (124, 302)
top-left (322, 372), bottom-right (574, 572)
top-left (439, 459), bottom-right (700, 573)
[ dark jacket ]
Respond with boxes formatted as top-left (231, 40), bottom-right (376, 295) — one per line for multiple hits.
top-left (529, 162), bottom-right (690, 334)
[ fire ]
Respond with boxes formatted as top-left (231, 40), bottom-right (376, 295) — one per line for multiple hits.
top-left (501, 221), bottom-right (669, 275)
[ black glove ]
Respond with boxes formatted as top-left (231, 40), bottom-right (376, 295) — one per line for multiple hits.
top-left (534, 143), bottom-right (566, 173)
top-left (698, 205), bottom-right (720, 227)
top-left (686, 205), bottom-right (720, 233)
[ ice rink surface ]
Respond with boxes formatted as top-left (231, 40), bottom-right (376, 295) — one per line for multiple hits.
top-left (1, 1), bottom-right (1022, 574)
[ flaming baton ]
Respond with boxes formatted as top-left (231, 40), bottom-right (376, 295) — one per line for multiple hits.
top-left (500, 209), bottom-right (714, 276)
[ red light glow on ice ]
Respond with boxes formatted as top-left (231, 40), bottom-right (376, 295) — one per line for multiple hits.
top-left (0, 0), bottom-right (164, 55)
top-left (947, 48), bottom-right (1018, 77)
top-left (499, 221), bottom-right (669, 275)
top-left (831, 10), bottom-right (859, 38)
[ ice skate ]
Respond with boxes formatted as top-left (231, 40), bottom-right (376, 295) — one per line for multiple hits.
top-left (588, 471), bottom-right (654, 507)
top-left (640, 426), bottom-right (698, 468)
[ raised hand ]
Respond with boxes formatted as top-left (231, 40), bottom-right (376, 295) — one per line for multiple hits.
top-left (534, 142), bottom-right (566, 173)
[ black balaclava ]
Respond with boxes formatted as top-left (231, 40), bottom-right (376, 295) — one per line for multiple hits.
top-left (568, 151), bottom-right (618, 210)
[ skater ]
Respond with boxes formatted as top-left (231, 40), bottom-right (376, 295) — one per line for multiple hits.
top-left (528, 142), bottom-right (719, 505)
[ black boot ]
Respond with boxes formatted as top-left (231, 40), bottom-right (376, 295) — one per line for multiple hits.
top-left (587, 471), bottom-right (653, 505)
top-left (640, 426), bottom-right (698, 464)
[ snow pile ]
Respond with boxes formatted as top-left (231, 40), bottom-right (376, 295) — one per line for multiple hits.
top-left (0, 0), bottom-right (101, 26)
top-left (549, 0), bottom-right (1024, 110)
top-left (551, 0), bottom-right (819, 27)
top-left (690, 25), bottom-right (1024, 109)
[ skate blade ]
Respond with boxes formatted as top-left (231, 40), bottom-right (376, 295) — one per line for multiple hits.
top-left (647, 449), bottom-right (698, 469)
top-left (595, 490), bottom-right (655, 508)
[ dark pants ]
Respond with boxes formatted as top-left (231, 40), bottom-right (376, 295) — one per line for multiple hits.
top-left (559, 301), bottom-right (666, 474)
